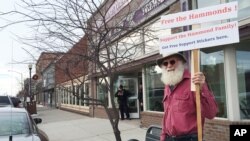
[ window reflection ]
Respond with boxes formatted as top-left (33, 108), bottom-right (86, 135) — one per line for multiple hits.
top-left (236, 39), bottom-right (250, 119)
top-left (200, 48), bottom-right (227, 118)
top-left (144, 20), bottom-right (171, 54)
top-left (197, 0), bottom-right (221, 28)
top-left (198, 0), bottom-right (250, 22)
top-left (145, 65), bottom-right (164, 111)
top-left (230, 0), bottom-right (250, 20)
top-left (97, 32), bottom-right (143, 72)
top-left (97, 77), bottom-right (109, 105)
top-left (0, 113), bottom-right (29, 136)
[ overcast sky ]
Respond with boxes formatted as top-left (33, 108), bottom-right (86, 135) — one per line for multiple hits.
top-left (0, 0), bottom-right (38, 96)
top-left (0, 0), bottom-right (104, 96)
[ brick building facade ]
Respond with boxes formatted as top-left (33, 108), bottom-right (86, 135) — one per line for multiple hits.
top-left (55, 36), bottom-right (89, 114)
top-left (87, 0), bottom-right (250, 141)
top-left (35, 52), bottom-right (63, 104)
top-left (43, 0), bottom-right (250, 141)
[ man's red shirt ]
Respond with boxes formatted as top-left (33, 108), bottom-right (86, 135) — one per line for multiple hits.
top-left (160, 70), bottom-right (218, 141)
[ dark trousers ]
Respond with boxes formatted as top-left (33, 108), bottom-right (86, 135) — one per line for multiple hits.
top-left (165, 134), bottom-right (198, 141)
top-left (119, 103), bottom-right (130, 119)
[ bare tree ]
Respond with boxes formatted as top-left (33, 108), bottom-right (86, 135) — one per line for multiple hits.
top-left (0, 0), bottom-right (159, 140)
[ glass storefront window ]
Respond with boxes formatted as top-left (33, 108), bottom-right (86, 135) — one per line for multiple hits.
top-left (198, 0), bottom-right (250, 22)
top-left (69, 86), bottom-right (72, 104)
top-left (230, 0), bottom-right (250, 20)
top-left (75, 85), bottom-right (80, 105)
top-left (145, 64), bottom-right (164, 112)
top-left (63, 89), bottom-right (66, 104)
top-left (197, 0), bottom-right (221, 28)
top-left (85, 83), bottom-right (90, 106)
top-left (66, 88), bottom-right (69, 104)
top-left (64, 88), bottom-right (67, 104)
top-left (236, 40), bottom-right (250, 119)
top-left (97, 77), bottom-right (109, 105)
top-left (200, 47), bottom-right (227, 118)
top-left (72, 86), bottom-right (75, 105)
top-left (144, 20), bottom-right (171, 55)
top-left (197, 0), bottom-right (220, 8)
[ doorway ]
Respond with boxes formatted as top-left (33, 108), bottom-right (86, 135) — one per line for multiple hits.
top-left (118, 77), bottom-right (139, 118)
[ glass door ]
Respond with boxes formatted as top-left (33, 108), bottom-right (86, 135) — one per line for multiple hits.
top-left (118, 78), bottom-right (139, 118)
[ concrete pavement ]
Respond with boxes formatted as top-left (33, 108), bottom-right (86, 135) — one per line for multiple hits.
top-left (36, 105), bottom-right (147, 141)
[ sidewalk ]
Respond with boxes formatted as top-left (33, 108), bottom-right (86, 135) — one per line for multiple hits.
top-left (36, 105), bottom-right (147, 141)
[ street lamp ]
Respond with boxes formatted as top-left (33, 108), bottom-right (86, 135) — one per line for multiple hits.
top-left (28, 64), bottom-right (32, 101)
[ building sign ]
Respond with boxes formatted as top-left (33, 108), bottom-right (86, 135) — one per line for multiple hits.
top-left (108, 0), bottom-right (177, 38)
top-left (105, 0), bottom-right (132, 22)
top-left (132, 0), bottom-right (176, 25)
top-left (159, 21), bottom-right (239, 53)
top-left (160, 1), bottom-right (238, 29)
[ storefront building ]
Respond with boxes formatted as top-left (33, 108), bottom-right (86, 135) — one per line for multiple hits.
top-left (89, 0), bottom-right (185, 119)
top-left (55, 36), bottom-right (90, 115)
top-left (57, 0), bottom-right (250, 141)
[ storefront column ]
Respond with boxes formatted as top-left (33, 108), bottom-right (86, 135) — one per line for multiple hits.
top-left (108, 77), bottom-right (112, 108)
top-left (142, 68), bottom-right (146, 111)
top-left (224, 46), bottom-right (240, 120)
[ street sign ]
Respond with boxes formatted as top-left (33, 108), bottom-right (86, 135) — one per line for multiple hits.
top-left (32, 74), bottom-right (39, 80)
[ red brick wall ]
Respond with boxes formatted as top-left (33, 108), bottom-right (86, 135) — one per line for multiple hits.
top-left (93, 106), bottom-right (117, 119)
top-left (55, 36), bottom-right (88, 84)
top-left (60, 107), bottom-right (90, 116)
top-left (36, 52), bottom-right (63, 78)
top-left (140, 111), bottom-right (163, 127)
top-left (140, 112), bottom-right (250, 141)
top-left (94, 107), bottom-right (108, 118)
top-left (203, 119), bottom-right (230, 141)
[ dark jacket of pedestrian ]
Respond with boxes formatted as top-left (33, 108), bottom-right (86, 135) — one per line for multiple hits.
top-left (115, 85), bottom-right (131, 120)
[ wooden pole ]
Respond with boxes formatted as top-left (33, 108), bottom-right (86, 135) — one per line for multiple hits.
top-left (192, 49), bottom-right (202, 141)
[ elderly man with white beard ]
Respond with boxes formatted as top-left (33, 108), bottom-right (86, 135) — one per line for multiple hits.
top-left (157, 52), bottom-right (218, 141)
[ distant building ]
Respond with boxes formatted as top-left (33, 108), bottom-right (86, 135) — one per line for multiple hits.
top-left (55, 36), bottom-right (89, 114)
top-left (44, 0), bottom-right (250, 141)
top-left (87, 1), bottom-right (250, 141)
top-left (35, 52), bottom-right (63, 105)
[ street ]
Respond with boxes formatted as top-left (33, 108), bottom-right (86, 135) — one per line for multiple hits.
top-left (36, 106), bottom-right (147, 141)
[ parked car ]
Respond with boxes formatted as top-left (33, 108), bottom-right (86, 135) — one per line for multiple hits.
top-left (0, 96), bottom-right (13, 107)
top-left (10, 97), bottom-right (23, 108)
top-left (0, 107), bottom-right (49, 141)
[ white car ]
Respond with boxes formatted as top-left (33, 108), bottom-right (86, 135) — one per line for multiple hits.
top-left (0, 107), bottom-right (49, 141)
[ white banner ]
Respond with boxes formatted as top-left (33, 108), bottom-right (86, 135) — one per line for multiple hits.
top-left (160, 1), bottom-right (238, 29)
top-left (159, 21), bottom-right (239, 54)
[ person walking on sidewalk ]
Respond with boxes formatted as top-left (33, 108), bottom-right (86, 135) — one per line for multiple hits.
top-left (157, 52), bottom-right (218, 141)
top-left (115, 85), bottom-right (131, 120)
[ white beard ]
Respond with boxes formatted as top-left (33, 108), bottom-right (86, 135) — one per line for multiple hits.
top-left (160, 63), bottom-right (185, 86)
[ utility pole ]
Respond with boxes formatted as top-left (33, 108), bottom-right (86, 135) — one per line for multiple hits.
top-left (28, 64), bottom-right (32, 101)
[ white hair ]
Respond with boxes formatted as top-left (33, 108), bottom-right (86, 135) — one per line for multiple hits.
top-left (160, 63), bottom-right (185, 86)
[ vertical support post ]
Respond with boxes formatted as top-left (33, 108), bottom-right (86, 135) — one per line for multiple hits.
top-left (192, 49), bottom-right (202, 141)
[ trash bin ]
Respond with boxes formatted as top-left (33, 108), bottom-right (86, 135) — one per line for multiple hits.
top-left (26, 101), bottom-right (37, 115)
